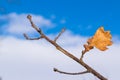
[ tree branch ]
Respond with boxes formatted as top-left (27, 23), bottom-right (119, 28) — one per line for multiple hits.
top-left (53, 68), bottom-right (90, 75)
top-left (80, 44), bottom-right (94, 60)
top-left (27, 15), bottom-right (40, 32)
top-left (24, 15), bottom-right (108, 80)
top-left (80, 49), bottom-right (87, 61)
top-left (54, 28), bottom-right (66, 42)
top-left (23, 33), bottom-right (42, 40)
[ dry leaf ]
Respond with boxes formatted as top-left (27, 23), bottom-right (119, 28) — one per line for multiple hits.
top-left (81, 27), bottom-right (112, 59)
top-left (88, 27), bottom-right (113, 51)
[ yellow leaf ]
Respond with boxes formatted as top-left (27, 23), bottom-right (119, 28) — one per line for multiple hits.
top-left (88, 27), bottom-right (113, 51)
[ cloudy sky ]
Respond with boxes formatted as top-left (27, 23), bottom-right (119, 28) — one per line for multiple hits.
top-left (0, 0), bottom-right (120, 80)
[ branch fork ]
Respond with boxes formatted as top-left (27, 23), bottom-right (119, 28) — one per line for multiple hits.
top-left (24, 15), bottom-right (108, 80)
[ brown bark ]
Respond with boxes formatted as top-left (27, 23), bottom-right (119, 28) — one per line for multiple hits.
top-left (24, 15), bottom-right (108, 80)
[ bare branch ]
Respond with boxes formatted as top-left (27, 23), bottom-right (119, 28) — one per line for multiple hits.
top-left (27, 15), bottom-right (40, 32)
top-left (24, 15), bottom-right (108, 80)
top-left (80, 50), bottom-right (86, 61)
top-left (54, 28), bottom-right (66, 42)
top-left (23, 33), bottom-right (42, 40)
top-left (53, 68), bottom-right (90, 75)
top-left (80, 44), bottom-right (94, 60)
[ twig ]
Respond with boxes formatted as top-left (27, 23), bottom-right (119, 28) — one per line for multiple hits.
top-left (53, 68), bottom-right (90, 75)
top-left (23, 33), bottom-right (42, 40)
top-left (24, 15), bottom-right (108, 80)
top-left (54, 28), bottom-right (66, 42)
top-left (80, 44), bottom-right (94, 60)
top-left (80, 50), bottom-right (86, 61)
top-left (27, 15), bottom-right (40, 32)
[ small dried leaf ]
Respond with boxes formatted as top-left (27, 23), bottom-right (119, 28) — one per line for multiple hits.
top-left (89, 27), bottom-right (113, 51)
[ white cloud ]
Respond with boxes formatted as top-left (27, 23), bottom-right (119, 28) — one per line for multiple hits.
top-left (0, 31), bottom-right (120, 80)
top-left (0, 13), bottom-right (55, 34)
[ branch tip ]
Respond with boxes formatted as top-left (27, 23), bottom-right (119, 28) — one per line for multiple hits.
top-left (27, 15), bottom-right (32, 20)
top-left (61, 28), bottom-right (66, 32)
top-left (23, 33), bottom-right (29, 40)
top-left (54, 28), bottom-right (66, 42)
top-left (53, 68), bottom-right (58, 72)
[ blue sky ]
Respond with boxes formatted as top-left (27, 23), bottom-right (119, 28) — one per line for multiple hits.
top-left (0, 0), bottom-right (120, 80)
top-left (0, 0), bottom-right (120, 37)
